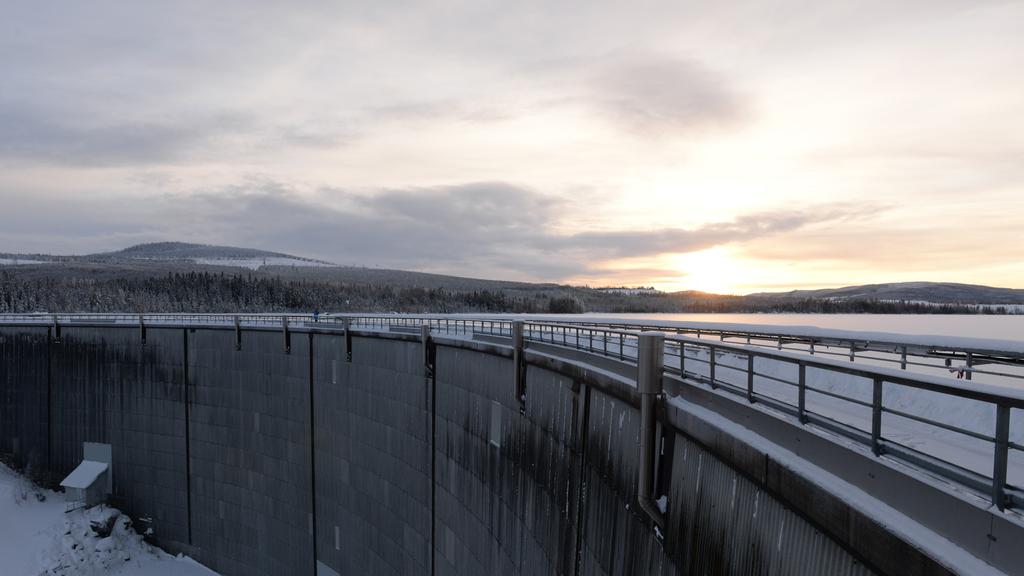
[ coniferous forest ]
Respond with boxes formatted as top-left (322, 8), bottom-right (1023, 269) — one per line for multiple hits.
top-left (0, 269), bottom-right (1014, 315)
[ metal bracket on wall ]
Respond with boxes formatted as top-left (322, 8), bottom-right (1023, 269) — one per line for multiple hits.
top-left (637, 332), bottom-right (667, 537)
top-left (343, 318), bottom-right (352, 362)
top-left (51, 315), bottom-right (61, 344)
top-left (282, 316), bottom-right (291, 354)
top-left (138, 314), bottom-right (146, 344)
top-left (512, 321), bottom-right (526, 414)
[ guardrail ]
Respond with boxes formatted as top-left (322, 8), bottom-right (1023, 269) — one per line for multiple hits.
top-left (536, 319), bottom-right (1024, 383)
top-left (1, 313), bottom-right (1020, 511)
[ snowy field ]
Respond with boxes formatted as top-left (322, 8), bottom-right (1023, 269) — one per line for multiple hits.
top-left (192, 257), bottom-right (335, 269)
top-left (0, 464), bottom-right (217, 576)
top-left (0, 258), bottom-right (48, 266)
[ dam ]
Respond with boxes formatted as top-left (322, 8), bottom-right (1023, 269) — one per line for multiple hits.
top-left (0, 314), bottom-right (1021, 575)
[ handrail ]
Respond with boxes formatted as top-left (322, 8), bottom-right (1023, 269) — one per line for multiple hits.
top-left (1, 313), bottom-right (1020, 511)
top-left (534, 319), bottom-right (1024, 383)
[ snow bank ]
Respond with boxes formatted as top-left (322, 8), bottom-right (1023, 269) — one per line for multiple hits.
top-left (0, 463), bottom-right (217, 576)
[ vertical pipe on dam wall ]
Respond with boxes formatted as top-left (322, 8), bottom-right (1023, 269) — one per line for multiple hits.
top-left (0, 324), bottom-right (884, 576)
top-left (512, 321), bottom-right (525, 413)
top-left (307, 332), bottom-right (318, 571)
top-left (637, 332), bottom-right (666, 532)
top-left (183, 328), bottom-right (193, 545)
top-left (422, 324), bottom-right (437, 576)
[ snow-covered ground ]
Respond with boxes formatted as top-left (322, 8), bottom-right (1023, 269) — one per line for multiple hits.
top-left (0, 464), bottom-right (217, 576)
top-left (192, 257), bottom-right (334, 269)
top-left (0, 258), bottom-right (48, 266)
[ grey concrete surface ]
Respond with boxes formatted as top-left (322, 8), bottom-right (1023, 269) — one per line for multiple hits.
top-left (1, 322), bottom-right (984, 575)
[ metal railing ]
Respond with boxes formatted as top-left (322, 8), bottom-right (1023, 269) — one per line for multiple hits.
top-left (1, 313), bottom-right (1020, 511)
top-left (534, 319), bottom-right (1024, 384)
top-left (658, 335), bottom-right (1022, 511)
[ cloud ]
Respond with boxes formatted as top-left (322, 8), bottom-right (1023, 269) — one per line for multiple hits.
top-left (583, 56), bottom-right (745, 135)
top-left (0, 116), bottom-right (208, 168)
top-left (0, 101), bottom-right (353, 167)
top-left (0, 179), bottom-right (869, 282)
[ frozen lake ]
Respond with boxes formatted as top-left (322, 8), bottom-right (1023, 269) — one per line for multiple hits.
top-left (551, 313), bottom-right (1024, 343)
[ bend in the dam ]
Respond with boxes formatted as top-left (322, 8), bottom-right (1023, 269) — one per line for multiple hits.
top-left (0, 315), bottom-right (1021, 576)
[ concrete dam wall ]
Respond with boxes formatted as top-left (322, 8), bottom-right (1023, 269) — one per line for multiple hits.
top-left (0, 321), bottom-right (958, 575)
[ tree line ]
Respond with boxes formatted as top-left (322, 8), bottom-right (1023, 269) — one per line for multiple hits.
top-left (0, 270), bottom-right (579, 313)
top-left (0, 270), bottom-right (1013, 314)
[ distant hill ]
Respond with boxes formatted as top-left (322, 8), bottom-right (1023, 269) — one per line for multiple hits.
top-left (749, 282), bottom-right (1024, 305)
top-left (1, 242), bottom-right (337, 271)
top-left (90, 241), bottom-right (336, 269)
top-left (98, 241), bottom-right (294, 260)
top-left (0, 242), bottom-right (1021, 313)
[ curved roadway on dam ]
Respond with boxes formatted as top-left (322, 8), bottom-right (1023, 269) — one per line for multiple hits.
top-left (0, 315), bottom-right (1021, 576)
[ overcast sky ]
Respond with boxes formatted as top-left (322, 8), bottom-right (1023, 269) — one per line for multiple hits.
top-left (1, 1), bottom-right (1022, 293)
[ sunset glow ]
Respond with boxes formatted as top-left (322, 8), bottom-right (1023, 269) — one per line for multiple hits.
top-left (2, 1), bottom-right (1022, 293)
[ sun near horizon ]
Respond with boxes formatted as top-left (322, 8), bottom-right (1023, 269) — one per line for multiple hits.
top-left (2, 2), bottom-right (1022, 294)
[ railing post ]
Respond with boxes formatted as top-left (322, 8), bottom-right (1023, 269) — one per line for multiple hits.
top-left (637, 332), bottom-right (666, 533)
top-left (900, 346), bottom-right (907, 370)
top-left (708, 345), bottom-right (717, 389)
top-left (798, 362), bottom-right (807, 423)
top-left (343, 318), bottom-right (352, 362)
top-left (849, 342), bottom-right (855, 362)
top-left (809, 340), bottom-right (815, 355)
top-left (513, 321), bottom-right (526, 413)
top-left (421, 324), bottom-right (434, 379)
top-left (871, 378), bottom-right (884, 455)
top-left (966, 353), bottom-right (974, 381)
top-left (679, 342), bottom-right (686, 376)
top-left (746, 353), bottom-right (755, 403)
top-left (139, 314), bottom-right (146, 344)
top-left (619, 334), bottom-right (624, 359)
top-left (52, 314), bottom-right (61, 343)
top-left (234, 315), bottom-right (242, 351)
top-left (282, 316), bottom-right (291, 354)
top-left (993, 404), bottom-right (1010, 510)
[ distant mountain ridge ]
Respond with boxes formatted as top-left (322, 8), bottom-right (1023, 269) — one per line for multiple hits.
top-left (99, 241), bottom-right (291, 260)
top-left (1, 242), bottom-right (1022, 308)
top-left (1, 241), bottom-right (336, 269)
top-left (94, 241), bottom-right (336, 266)
top-left (749, 282), bottom-right (1024, 305)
